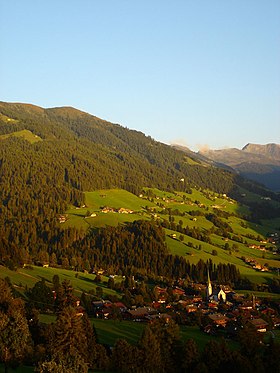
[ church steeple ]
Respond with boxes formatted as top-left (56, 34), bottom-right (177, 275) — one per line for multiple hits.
top-left (206, 268), bottom-right (212, 299)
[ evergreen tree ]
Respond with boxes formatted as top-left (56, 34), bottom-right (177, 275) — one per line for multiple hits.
top-left (139, 326), bottom-right (163, 373)
top-left (27, 279), bottom-right (54, 311)
top-left (0, 279), bottom-right (32, 373)
top-left (112, 339), bottom-right (142, 373)
top-left (181, 339), bottom-right (200, 372)
top-left (47, 306), bottom-right (88, 371)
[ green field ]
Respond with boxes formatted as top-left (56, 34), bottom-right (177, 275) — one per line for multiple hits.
top-left (0, 129), bottom-right (42, 143)
top-left (93, 319), bottom-right (145, 346)
top-left (60, 188), bottom-right (280, 284)
top-left (0, 265), bottom-right (121, 298)
top-left (37, 314), bottom-right (234, 350)
top-left (64, 189), bottom-right (153, 229)
top-left (84, 189), bottom-right (155, 210)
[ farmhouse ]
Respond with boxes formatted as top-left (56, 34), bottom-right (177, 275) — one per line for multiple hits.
top-left (58, 215), bottom-right (67, 223)
top-left (248, 318), bottom-right (269, 332)
top-left (208, 313), bottom-right (229, 327)
top-left (125, 306), bottom-right (156, 321)
top-left (118, 208), bottom-right (134, 214)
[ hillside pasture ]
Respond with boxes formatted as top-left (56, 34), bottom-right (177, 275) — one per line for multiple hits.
top-left (61, 188), bottom-right (280, 284)
top-left (64, 210), bottom-right (144, 229)
top-left (0, 129), bottom-right (42, 143)
top-left (0, 265), bottom-right (121, 298)
top-left (85, 189), bottom-right (155, 211)
top-left (64, 189), bottom-right (154, 228)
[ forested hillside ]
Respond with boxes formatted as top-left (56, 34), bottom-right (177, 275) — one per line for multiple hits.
top-left (0, 101), bottom-right (278, 273)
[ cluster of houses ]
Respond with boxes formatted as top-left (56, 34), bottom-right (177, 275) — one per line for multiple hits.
top-left (58, 214), bottom-right (67, 223)
top-left (92, 301), bottom-right (172, 323)
top-left (87, 274), bottom-right (280, 338)
top-left (248, 244), bottom-right (266, 251)
top-left (101, 207), bottom-right (134, 214)
top-left (242, 257), bottom-right (269, 272)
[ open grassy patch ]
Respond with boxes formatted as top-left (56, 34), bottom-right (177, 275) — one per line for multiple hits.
top-left (0, 129), bottom-right (42, 143)
top-left (85, 189), bottom-right (155, 211)
top-left (0, 265), bottom-right (121, 298)
top-left (92, 319), bottom-right (145, 346)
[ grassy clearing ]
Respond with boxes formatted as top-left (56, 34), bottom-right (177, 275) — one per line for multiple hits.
top-left (92, 319), bottom-right (145, 346)
top-left (0, 129), bottom-right (42, 143)
top-left (0, 265), bottom-right (121, 298)
top-left (64, 189), bottom-right (153, 228)
top-left (85, 189), bottom-right (154, 211)
top-left (0, 113), bottom-right (18, 123)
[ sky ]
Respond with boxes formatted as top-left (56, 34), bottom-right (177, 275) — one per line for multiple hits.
top-left (0, 0), bottom-right (279, 151)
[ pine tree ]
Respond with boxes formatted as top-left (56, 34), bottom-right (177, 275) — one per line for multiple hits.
top-left (46, 306), bottom-right (88, 371)
top-left (0, 279), bottom-right (32, 373)
top-left (181, 339), bottom-right (200, 372)
top-left (139, 326), bottom-right (163, 372)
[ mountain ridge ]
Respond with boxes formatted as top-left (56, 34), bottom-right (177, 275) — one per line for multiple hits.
top-left (199, 143), bottom-right (280, 192)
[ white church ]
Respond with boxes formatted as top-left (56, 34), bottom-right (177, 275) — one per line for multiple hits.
top-left (206, 271), bottom-right (226, 302)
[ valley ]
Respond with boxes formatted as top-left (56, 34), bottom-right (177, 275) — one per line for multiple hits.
top-left (0, 101), bottom-right (280, 372)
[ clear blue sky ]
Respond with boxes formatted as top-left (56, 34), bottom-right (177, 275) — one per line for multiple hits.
top-left (1, 0), bottom-right (279, 150)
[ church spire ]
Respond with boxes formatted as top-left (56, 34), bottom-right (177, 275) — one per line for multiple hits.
top-left (206, 268), bottom-right (212, 299)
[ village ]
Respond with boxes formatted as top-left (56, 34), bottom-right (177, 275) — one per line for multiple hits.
top-left (88, 273), bottom-right (280, 340)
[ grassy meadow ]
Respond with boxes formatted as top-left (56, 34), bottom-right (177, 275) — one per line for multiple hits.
top-left (59, 187), bottom-right (280, 284)
top-left (0, 265), bottom-right (121, 299)
top-left (37, 314), bottom-right (236, 350)
top-left (0, 129), bottom-right (42, 143)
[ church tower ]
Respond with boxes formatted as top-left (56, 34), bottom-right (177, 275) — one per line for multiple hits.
top-left (206, 269), bottom-right (212, 299)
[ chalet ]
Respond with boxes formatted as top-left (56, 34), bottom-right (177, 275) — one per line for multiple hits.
top-left (125, 306), bottom-right (156, 321)
top-left (207, 302), bottom-right (218, 310)
top-left (92, 300), bottom-right (106, 314)
top-left (186, 304), bottom-right (198, 313)
top-left (110, 302), bottom-right (127, 313)
top-left (272, 318), bottom-right (280, 328)
top-left (75, 307), bottom-right (84, 317)
top-left (172, 287), bottom-right (185, 297)
top-left (208, 313), bottom-right (229, 327)
top-left (118, 208), bottom-right (134, 214)
top-left (147, 313), bottom-right (172, 323)
top-left (101, 207), bottom-right (116, 213)
top-left (58, 215), bottom-right (67, 223)
top-left (191, 283), bottom-right (206, 293)
top-left (248, 318), bottom-right (268, 332)
top-left (96, 302), bottom-right (127, 319)
top-left (239, 300), bottom-right (254, 310)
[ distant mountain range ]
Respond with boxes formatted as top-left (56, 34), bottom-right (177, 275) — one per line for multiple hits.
top-left (198, 143), bottom-right (280, 192)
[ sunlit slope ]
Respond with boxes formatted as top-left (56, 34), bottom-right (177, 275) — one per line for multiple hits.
top-left (62, 188), bottom-right (280, 283)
